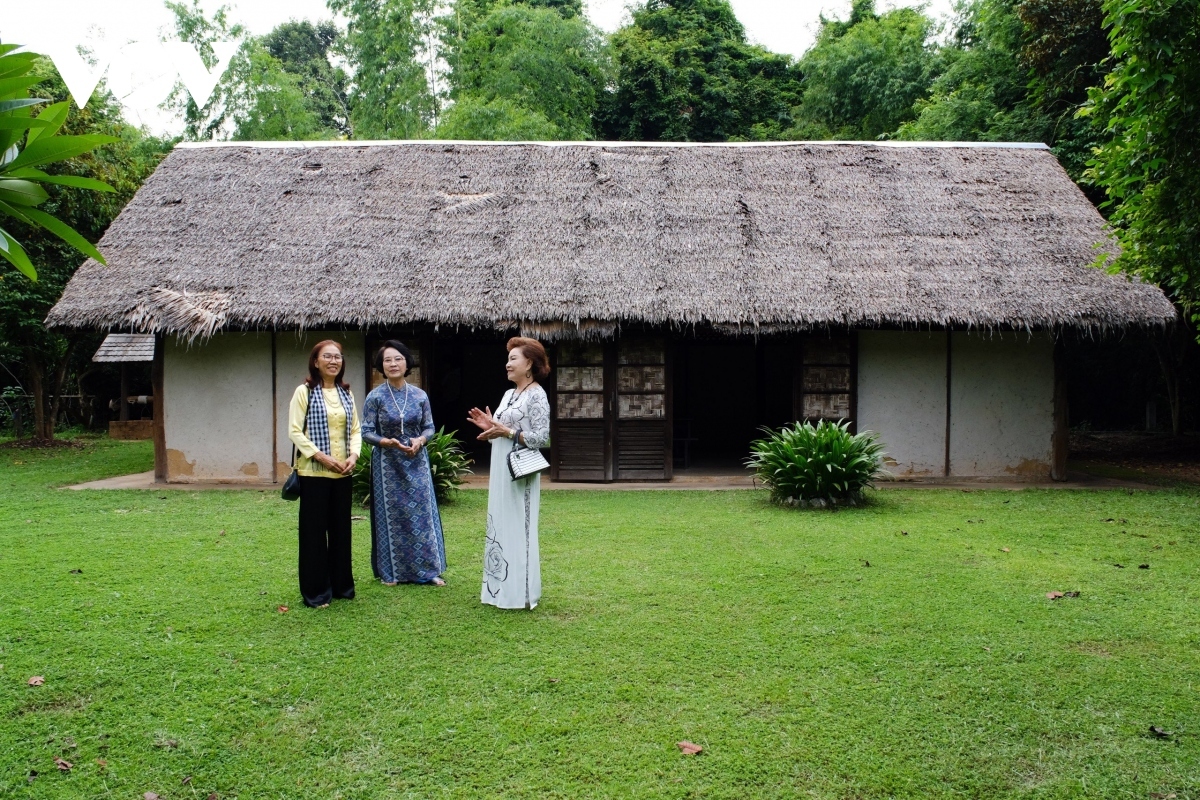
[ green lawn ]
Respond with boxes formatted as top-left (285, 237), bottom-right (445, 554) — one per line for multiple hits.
top-left (2, 438), bottom-right (1199, 799)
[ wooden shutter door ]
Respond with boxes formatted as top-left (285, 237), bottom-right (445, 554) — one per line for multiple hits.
top-left (552, 342), bottom-right (609, 481)
top-left (616, 338), bottom-right (671, 480)
top-left (794, 334), bottom-right (855, 428)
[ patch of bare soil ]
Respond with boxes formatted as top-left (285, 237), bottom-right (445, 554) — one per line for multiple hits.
top-left (1071, 431), bottom-right (1200, 485)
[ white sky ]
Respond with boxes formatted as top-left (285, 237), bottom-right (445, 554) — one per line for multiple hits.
top-left (3, 0), bottom-right (955, 136)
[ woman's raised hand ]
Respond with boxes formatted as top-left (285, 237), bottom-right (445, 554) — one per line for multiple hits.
top-left (466, 406), bottom-right (495, 431)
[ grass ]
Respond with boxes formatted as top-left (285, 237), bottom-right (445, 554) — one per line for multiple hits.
top-left (1, 438), bottom-right (1199, 799)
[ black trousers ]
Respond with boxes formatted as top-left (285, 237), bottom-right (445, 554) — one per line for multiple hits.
top-left (298, 476), bottom-right (355, 607)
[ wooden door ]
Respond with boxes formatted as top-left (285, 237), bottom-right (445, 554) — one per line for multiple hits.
top-left (616, 338), bottom-right (672, 480)
top-left (551, 342), bottom-right (610, 481)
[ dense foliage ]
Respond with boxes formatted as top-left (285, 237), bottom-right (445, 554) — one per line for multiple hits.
top-left (746, 420), bottom-right (886, 506)
top-left (1083, 0), bottom-right (1200, 328)
top-left (790, 0), bottom-right (940, 139)
top-left (437, 0), bottom-right (606, 140)
top-left (597, 0), bottom-right (802, 141)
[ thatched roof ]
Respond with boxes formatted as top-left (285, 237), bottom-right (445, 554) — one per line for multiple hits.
top-left (47, 140), bottom-right (1175, 339)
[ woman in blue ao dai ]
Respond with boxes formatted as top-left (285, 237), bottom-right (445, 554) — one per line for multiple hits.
top-left (360, 341), bottom-right (446, 586)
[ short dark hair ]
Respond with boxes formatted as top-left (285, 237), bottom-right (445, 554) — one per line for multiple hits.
top-left (305, 340), bottom-right (349, 390)
top-left (373, 340), bottom-right (415, 376)
top-left (507, 336), bottom-right (550, 381)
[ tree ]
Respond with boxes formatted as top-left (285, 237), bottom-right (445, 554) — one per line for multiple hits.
top-left (253, 21), bottom-right (350, 137)
top-left (1082, 0), bottom-right (1200, 433)
top-left (791, 0), bottom-right (939, 139)
top-left (0, 44), bottom-right (117, 279)
top-left (598, 0), bottom-right (803, 142)
top-left (329, 0), bottom-right (442, 139)
top-left (895, 0), bottom-right (1107, 187)
top-left (162, 3), bottom-right (348, 142)
top-left (436, 0), bottom-right (607, 140)
top-left (161, 0), bottom-right (251, 141)
top-left (0, 60), bottom-right (171, 440)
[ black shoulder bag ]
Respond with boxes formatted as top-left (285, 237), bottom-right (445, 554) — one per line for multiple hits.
top-left (281, 388), bottom-right (311, 501)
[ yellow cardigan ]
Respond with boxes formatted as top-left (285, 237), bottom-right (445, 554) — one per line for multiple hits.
top-left (288, 384), bottom-right (363, 478)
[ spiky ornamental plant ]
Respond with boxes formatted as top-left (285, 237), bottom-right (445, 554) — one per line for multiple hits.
top-left (352, 427), bottom-right (474, 508)
top-left (746, 419), bottom-right (886, 507)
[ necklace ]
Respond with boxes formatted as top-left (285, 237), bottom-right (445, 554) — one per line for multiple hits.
top-left (386, 382), bottom-right (410, 437)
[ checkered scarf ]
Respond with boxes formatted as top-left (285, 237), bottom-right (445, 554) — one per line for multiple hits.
top-left (305, 384), bottom-right (355, 456)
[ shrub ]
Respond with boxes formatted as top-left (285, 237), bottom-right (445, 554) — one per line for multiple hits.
top-left (352, 427), bottom-right (474, 508)
top-left (746, 419), bottom-right (886, 507)
top-left (425, 427), bottom-right (474, 502)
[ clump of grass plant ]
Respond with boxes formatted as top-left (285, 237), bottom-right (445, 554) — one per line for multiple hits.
top-left (747, 419), bottom-right (885, 507)
top-left (352, 427), bottom-right (473, 507)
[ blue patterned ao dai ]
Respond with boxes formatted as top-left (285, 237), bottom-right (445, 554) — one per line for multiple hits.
top-left (361, 382), bottom-right (446, 584)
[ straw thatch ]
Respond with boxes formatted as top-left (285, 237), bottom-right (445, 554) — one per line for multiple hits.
top-left (46, 140), bottom-right (1176, 339)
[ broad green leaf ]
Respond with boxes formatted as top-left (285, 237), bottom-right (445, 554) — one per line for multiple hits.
top-left (5, 169), bottom-right (115, 192)
top-left (13, 205), bottom-right (106, 263)
top-left (0, 76), bottom-right (43, 100)
top-left (7, 134), bottom-right (119, 171)
top-left (0, 228), bottom-right (37, 279)
top-left (0, 179), bottom-right (49, 206)
top-left (0, 53), bottom-right (39, 81)
top-left (0, 98), bottom-right (46, 113)
top-left (0, 117), bottom-right (51, 131)
top-left (26, 101), bottom-right (70, 144)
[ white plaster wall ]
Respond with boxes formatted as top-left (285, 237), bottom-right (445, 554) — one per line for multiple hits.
top-left (163, 333), bottom-right (273, 482)
top-left (856, 331), bottom-right (948, 477)
top-left (273, 331), bottom-right (366, 481)
top-left (949, 332), bottom-right (1054, 477)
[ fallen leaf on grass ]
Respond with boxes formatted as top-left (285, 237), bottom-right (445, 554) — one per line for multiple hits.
top-left (182, 776), bottom-right (191, 785)
top-left (900, 530), bottom-right (908, 536)
top-left (1114, 563), bottom-right (1125, 568)
top-left (548, 678), bottom-right (559, 683)
top-left (54, 758), bottom-right (72, 772)
top-left (27, 770), bottom-right (36, 783)
top-left (1000, 547), bottom-right (1010, 552)
top-left (1149, 726), bottom-right (1173, 739)
top-left (144, 792), bottom-right (160, 800)
top-left (351, 515), bottom-right (367, 521)
top-left (69, 569), bottom-right (82, 574)
top-left (1063, 591), bottom-right (1080, 598)
top-left (95, 759), bottom-right (107, 767)
top-left (277, 605), bottom-right (289, 614)
top-left (207, 794), bottom-right (219, 800)
top-left (676, 741), bottom-right (703, 755)
top-left (219, 530), bottom-right (226, 536)
top-left (1046, 592), bottom-right (1064, 600)
top-left (1139, 564), bottom-right (1150, 569)
top-left (863, 560), bottom-right (871, 567)
top-left (27, 676), bottom-right (44, 686)
top-left (1150, 792), bottom-right (1177, 799)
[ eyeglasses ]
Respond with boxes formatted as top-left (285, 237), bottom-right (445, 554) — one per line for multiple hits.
top-left (319, 354), bottom-right (343, 363)
top-left (382, 357), bottom-right (406, 365)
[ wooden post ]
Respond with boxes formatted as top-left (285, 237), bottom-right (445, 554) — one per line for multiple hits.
top-left (152, 335), bottom-right (167, 482)
top-left (1051, 338), bottom-right (1069, 481)
top-left (944, 330), bottom-right (952, 478)
top-left (119, 363), bottom-right (130, 421)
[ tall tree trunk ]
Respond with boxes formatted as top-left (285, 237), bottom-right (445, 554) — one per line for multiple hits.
top-left (1152, 316), bottom-right (1195, 437)
top-left (47, 337), bottom-right (77, 439)
top-left (25, 351), bottom-right (48, 441)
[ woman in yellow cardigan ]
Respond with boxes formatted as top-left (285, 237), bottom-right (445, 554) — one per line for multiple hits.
top-left (288, 340), bottom-right (362, 608)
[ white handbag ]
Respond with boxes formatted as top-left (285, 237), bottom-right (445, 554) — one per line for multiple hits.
top-left (507, 441), bottom-right (550, 480)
